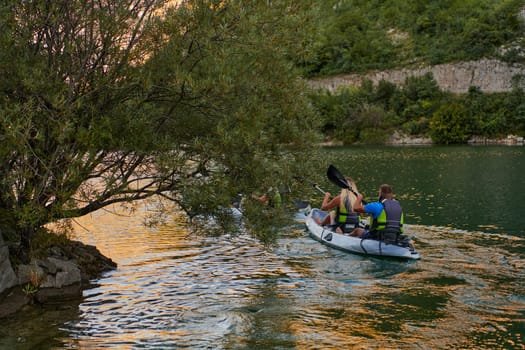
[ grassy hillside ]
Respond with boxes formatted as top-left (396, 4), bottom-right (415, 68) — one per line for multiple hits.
top-left (302, 0), bottom-right (525, 77)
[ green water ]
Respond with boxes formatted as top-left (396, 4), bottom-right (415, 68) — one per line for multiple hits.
top-left (0, 145), bottom-right (523, 349)
top-left (321, 145), bottom-right (525, 238)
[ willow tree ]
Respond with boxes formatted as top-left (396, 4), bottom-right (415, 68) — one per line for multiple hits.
top-left (0, 0), bottom-right (321, 260)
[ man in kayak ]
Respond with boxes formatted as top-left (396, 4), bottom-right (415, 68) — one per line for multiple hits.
top-left (351, 184), bottom-right (406, 242)
top-left (252, 188), bottom-right (281, 208)
top-left (315, 178), bottom-right (360, 234)
top-left (252, 183), bottom-right (292, 209)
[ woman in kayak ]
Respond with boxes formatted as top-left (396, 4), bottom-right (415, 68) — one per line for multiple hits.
top-left (315, 178), bottom-right (360, 233)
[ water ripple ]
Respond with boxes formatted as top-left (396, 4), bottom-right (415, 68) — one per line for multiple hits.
top-left (2, 203), bottom-right (523, 349)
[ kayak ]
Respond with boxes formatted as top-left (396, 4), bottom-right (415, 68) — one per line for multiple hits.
top-left (305, 208), bottom-right (421, 260)
top-left (231, 199), bottom-right (312, 223)
top-left (292, 200), bottom-right (311, 223)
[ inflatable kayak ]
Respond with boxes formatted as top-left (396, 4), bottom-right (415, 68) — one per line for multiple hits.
top-left (231, 199), bottom-right (312, 223)
top-left (292, 200), bottom-right (311, 223)
top-left (306, 208), bottom-right (421, 260)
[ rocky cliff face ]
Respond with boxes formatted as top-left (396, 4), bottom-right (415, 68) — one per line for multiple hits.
top-left (309, 59), bottom-right (525, 93)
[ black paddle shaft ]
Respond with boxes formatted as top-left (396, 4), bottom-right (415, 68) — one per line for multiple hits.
top-left (293, 176), bottom-right (326, 195)
top-left (326, 165), bottom-right (367, 204)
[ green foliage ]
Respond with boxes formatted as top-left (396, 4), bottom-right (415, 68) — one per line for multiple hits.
top-left (402, 117), bottom-right (430, 136)
top-left (429, 102), bottom-right (472, 144)
top-left (303, 1), bottom-right (525, 143)
top-left (311, 72), bottom-right (525, 144)
top-left (302, 0), bottom-right (525, 76)
top-left (503, 78), bottom-right (525, 132)
top-left (311, 74), bottom-right (439, 143)
top-left (22, 283), bottom-right (38, 297)
top-left (0, 0), bottom-right (323, 252)
top-left (396, 73), bottom-right (443, 125)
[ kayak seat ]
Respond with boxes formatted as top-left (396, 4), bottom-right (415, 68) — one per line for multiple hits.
top-left (380, 230), bottom-right (398, 244)
top-left (324, 223), bottom-right (358, 234)
top-left (323, 224), bottom-right (359, 234)
top-left (379, 229), bottom-right (410, 247)
top-left (340, 223), bottom-right (359, 234)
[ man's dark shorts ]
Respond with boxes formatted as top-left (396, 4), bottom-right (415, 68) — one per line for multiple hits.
top-left (362, 230), bottom-right (374, 239)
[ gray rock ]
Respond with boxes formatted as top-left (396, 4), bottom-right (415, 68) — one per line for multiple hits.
top-left (50, 258), bottom-right (81, 288)
top-left (0, 235), bottom-right (17, 294)
top-left (16, 263), bottom-right (45, 286)
top-left (17, 257), bottom-right (81, 289)
top-left (1, 239), bottom-right (115, 318)
top-left (37, 258), bottom-right (58, 274)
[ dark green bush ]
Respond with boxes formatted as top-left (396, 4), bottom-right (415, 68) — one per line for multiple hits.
top-left (429, 102), bottom-right (472, 144)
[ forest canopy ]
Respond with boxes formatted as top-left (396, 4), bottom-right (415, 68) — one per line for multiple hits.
top-left (309, 73), bottom-right (525, 144)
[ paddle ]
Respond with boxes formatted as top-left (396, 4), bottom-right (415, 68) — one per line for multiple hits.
top-left (326, 164), bottom-right (367, 204)
top-left (293, 176), bottom-right (326, 195)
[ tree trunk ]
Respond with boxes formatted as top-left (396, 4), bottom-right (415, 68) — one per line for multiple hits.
top-left (18, 227), bottom-right (34, 264)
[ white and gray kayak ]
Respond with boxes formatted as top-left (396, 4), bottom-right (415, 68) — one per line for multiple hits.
top-left (230, 199), bottom-right (312, 223)
top-left (292, 200), bottom-right (311, 223)
top-left (306, 208), bottom-right (421, 260)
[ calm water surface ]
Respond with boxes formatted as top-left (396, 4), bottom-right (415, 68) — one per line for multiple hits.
top-left (1, 146), bottom-right (524, 349)
top-left (322, 145), bottom-right (525, 238)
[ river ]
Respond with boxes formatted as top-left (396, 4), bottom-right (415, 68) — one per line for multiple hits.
top-left (1, 145), bottom-right (524, 349)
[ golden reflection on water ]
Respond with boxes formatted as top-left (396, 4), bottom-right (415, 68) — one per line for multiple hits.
top-left (42, 200), bottom-right (525, 349)
top-left (71, 201), bottom-right (188, 264)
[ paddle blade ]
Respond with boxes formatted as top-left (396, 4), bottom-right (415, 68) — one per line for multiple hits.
top-left (326, 165), bottom-right (367, 204)
top-left (327, 165), bottom-right (350, 189)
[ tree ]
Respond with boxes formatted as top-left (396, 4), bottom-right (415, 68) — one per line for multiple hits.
top-left (0, 0), bottom-right (322, 260)
top-left (429, 101), bottom-right (472, 144)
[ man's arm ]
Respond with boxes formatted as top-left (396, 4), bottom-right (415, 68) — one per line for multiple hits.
top-left (354, 193), bottom-right (366, 213)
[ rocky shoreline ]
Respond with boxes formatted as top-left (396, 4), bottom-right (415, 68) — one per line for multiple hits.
top-left (0, 235), bottom-right (116, 318)
top-left (387, 132), bottom-right (524, 145)
top-left (322, 132), bottom-right (525, 146)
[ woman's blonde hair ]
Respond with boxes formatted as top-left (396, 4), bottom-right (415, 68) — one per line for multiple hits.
top-left (340, 178), bottom-right (358, 212)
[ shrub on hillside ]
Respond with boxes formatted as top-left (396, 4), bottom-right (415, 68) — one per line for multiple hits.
top-left (429, 102), bottom-right (472, 144)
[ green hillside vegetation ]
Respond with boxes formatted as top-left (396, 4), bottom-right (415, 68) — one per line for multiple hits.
top-left (303, 0), bottom-right (525, 76)
top-left (304, 0), bottom-right (525, 144)
top-left (310, 74), bottom-right (525, 144)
